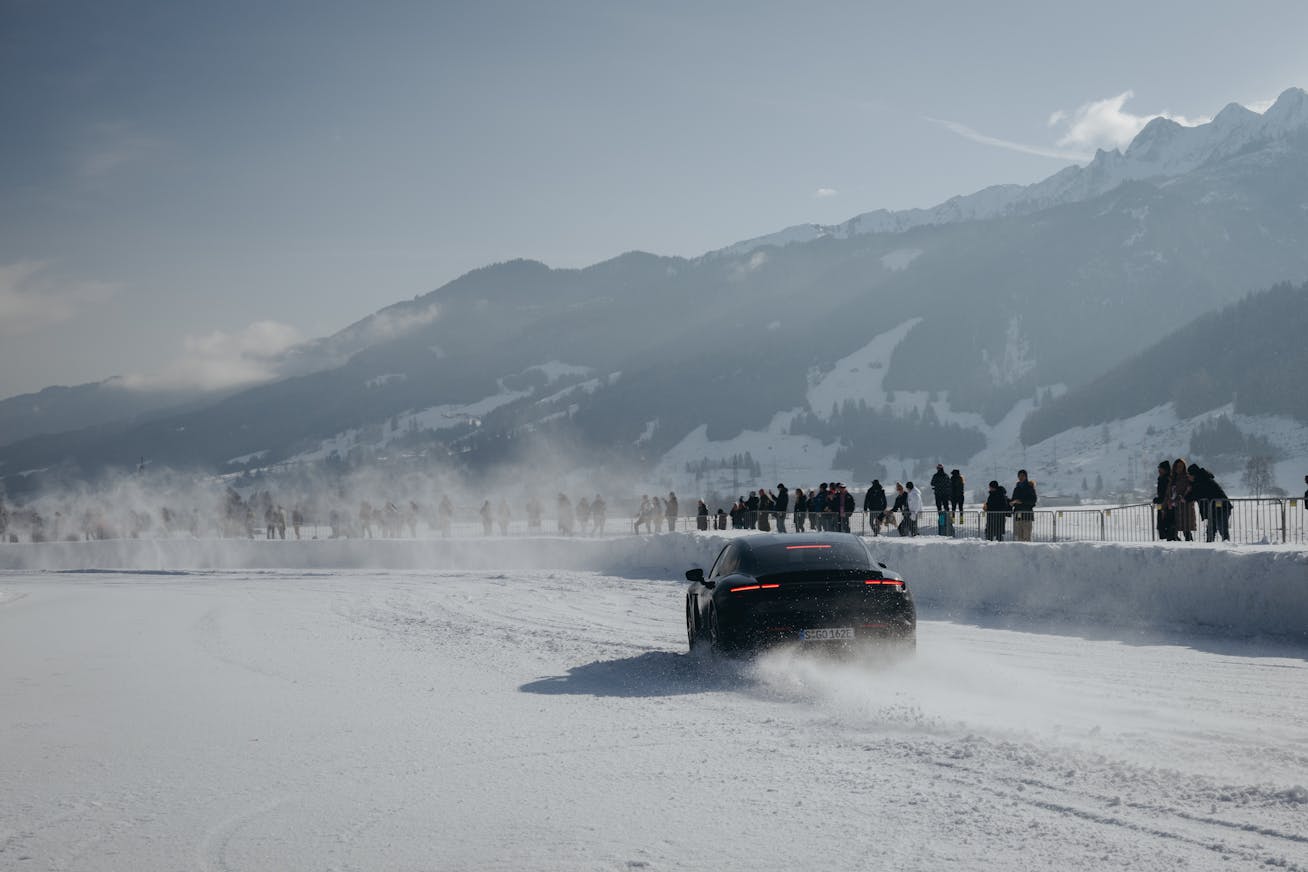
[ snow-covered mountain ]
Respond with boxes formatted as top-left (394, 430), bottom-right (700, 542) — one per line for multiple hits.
top-left (718, 87), bottom-right (1308, 257)
top-left (2, 87), bottom-right (1306, 496)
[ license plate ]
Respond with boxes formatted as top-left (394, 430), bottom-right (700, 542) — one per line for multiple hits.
top-left (799, 627), bottom-right (854, 641)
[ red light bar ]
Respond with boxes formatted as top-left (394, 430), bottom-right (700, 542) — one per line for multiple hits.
top-left (864, 579), bottom-right (905, 587)
top-left (731, 585), bottom-right (761, 592)
top-left (785, 544), bottom-right (832, 550)
top-left (760, 583), bottom-right (780, 589)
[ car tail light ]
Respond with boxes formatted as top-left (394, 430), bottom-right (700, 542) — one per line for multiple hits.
top-left (730, 584), bottom-right (760, 592)
top-left (760, 583), bottom-right (780, 589)
top-left (865, 579), bottom-right (905, 588)
top-left (786, 544), bottom-right (832, 550)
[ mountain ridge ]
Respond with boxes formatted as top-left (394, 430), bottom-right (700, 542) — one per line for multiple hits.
top-left (717, 87), bottom-right (1308, 257)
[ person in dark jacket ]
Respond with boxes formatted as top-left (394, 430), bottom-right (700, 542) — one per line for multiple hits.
top-left (811, 484), bottom-right (829, 531)
top-left (930, 464), bottom-right (950, 513)
top-left (949, 469), bottom-right (965, 521)
top-left (1154, 461), bottom-right (1175, 541)
top-left (1011, 469), bottom-right (1037, 542)
top-left (774, 484), bottom-right (789, 533)
top-left (864, 480), bottom-right (888, 535)
top-left (756, 489), bottom-right (773, 531)
top-left (715, 508), bottom-right (728, 530)
top-left (890, 483), bottom-right (908, 534)
top-left (984, 480), bottom-right (1010, 541)
top-left (745, 491), bottom-right (759, 529)
top-left (665, 492), bottom-right (679, 532)
top-left (696, 499), bottom-right (709, 531)
top-left (1169, 458), bottom-right (1195, 542)
top-left (793, 488), bottom-right (808, 532)
top-left (1187, 464), bottom-right (1229, 542)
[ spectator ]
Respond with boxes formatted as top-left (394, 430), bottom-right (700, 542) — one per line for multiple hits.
top-left (665, 492), bottom-right (679, 532)
top-left (1187, 463), bottom-right (1230, 542)
top-left (864, 479), bottom-right (887, 536)
top-left (774, 484), bottom-right (789, 533)
top-left (838, 483), bottom-right (855, 533)
top-left (1168, 458), bottom-right (1195, 542)
top-left (635, 495), bottom-right (652, 534)
top-left (793, 487), bottom-right (808, 532)
top-left (949, 469), bottom-right (965, 522)
top-left (904, 481), bottom-right (923, 536)
top-left (479, 500), bottom-right (493, 536)
top-left (557, 493), bottom-right (574, 535)
top-left (930, 464), bottom-right (950, 514)
top-left (715, 508), bottom-right (728, 530)
top-left (890, 483), bottom-right (908, 534)
top-left (1011, 469), bottom-right (1037, 542)
top-left (757, 488), bottom-right (773, 531)
top-left (811, 484), bottom-right (828, 531)
top-left (652, 495), bottom-right (664, 533)
top-left (591, 495), bottom-right (607, 535)
top-left (1154, 461), bottom-right (1175, 541)
top-left (526, 496), bottom-right (543, 530)
top-left (576, 497), bottom-right (591, 534)
top-left (984, 480), bottom-right (1010, 541)
top-left (696, 499), bottom-right (709, 531)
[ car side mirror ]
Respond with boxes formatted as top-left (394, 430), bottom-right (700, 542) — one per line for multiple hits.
top-left (685, 568), bottom-right (704, 583)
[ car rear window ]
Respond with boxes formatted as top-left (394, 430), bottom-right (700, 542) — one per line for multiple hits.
top-left (745, 540), bottom-right (872, 573)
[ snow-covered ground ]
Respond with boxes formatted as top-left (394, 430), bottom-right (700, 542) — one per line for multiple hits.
top-left (2, 535), bottom-right (1307, 870)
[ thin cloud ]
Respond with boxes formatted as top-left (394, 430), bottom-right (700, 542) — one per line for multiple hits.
top-left (0, 261), bottom-right (117, 337)
top-left (1049, 90), bottom-right (1208, 151)
top-left (813, 187), bottom-right (839, 198)
top-left (926, 117), bottom-right (1092, 162)
top-left (119, 320), bottom-right (305, 392)
top-left (1243, 97), bottom-right (1275, 114)
top-left (75, 121), bottom-right (165, 179)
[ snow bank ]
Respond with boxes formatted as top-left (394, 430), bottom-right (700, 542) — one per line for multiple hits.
top-left (3, 534), bottom-right (1305, 639)
top-left (0, 535), bottom-right (714, 580)
top-left (867, 538), bottom-right (1308, 639)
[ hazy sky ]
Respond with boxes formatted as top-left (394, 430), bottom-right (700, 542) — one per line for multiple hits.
top-left (2, 0), bottom-right (1304, 398)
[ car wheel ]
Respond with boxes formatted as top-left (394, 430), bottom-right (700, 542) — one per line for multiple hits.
top-left (707, 605), bottom-right (730, 655)
top-left (686, 601), bottom-right (701, 651)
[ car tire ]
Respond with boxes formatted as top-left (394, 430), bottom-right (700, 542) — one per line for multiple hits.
top-left (707, 605), bottom-right (731, 655)
top-left (686, 601), bottom-right (702, 651)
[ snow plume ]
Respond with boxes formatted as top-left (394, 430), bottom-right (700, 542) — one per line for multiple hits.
top-left (0, 428), bottom-right (653, 559)
top-left (352, 301), bottom-right (440, 345)
top-left (118, 320), bottom-right (304, 392)
top-left (1049, 90), bottom-right (1209, 152)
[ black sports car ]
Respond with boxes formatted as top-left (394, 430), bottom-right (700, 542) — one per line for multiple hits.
top-left (685, 533), bottom-right (915, 654)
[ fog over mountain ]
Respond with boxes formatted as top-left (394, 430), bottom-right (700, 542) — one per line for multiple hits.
top-left (3, 87), bottom-right (1306, 496)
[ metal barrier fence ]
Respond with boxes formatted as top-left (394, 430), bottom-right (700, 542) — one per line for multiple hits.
top-left (670, 497), bottom-right (1306, 545)
top-left (2, 498), bottom-right (1303, 545)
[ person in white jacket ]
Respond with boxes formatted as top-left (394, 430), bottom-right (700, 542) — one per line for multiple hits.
top-left (904, 481), bottom-right (923, 537)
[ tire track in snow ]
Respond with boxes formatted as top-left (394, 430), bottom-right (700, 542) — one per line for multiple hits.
top-left (194, 795), bottom-right (292, 872)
